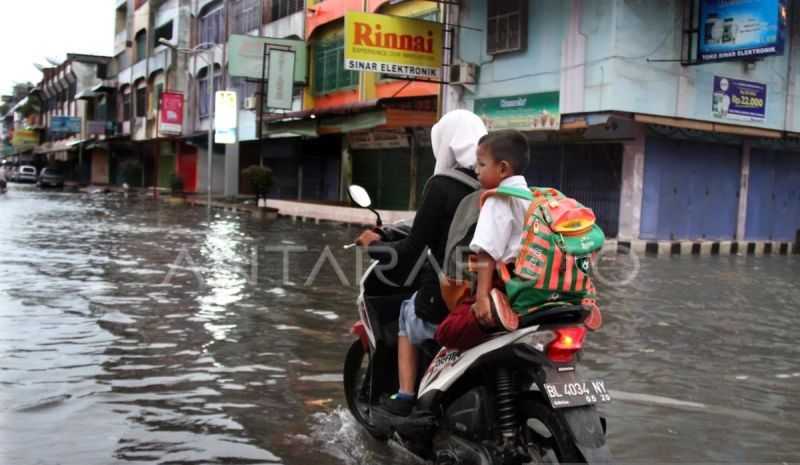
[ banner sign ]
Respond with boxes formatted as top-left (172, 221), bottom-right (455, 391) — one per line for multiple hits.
top-left (159, 92), bottom-right (184, 136)
top-left (267, 49), bottom-right (296, 110)
top-left (348, 129), bottom-right (410, 150)
top-left (698, 0), bottom-right (786, 62)
top-left (227, 35), bottom-right (307, 83)
top-left (50, 116), bottom-right (81, 134)
top-left (712, 76), bottom-right (766, 122)
top-left (345, 12), bottom-right (444, 79)
top-left (214, 91), bottom-right (238, 144)
top-left (87, 121), bottom-right (108, 136)
top-left (11, 129), bottom-right (38, 149)
top-left (474, 92), bottom-right (560, 131)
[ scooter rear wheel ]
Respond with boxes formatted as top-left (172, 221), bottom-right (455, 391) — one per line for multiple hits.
top-left (520, 396), bottom-right (584, 464)
top-left (343, 340), bottom-right (389, 439)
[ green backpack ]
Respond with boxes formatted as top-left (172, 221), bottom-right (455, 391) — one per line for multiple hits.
top-left (481, 186), bottom-right (605, 315)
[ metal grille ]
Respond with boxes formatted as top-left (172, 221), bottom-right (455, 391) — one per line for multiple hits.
top-left (524, 143), bottom-right (623, 238)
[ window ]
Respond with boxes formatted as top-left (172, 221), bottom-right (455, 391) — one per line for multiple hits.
top-left (122, 87), bottom-right (132, 120)
top-left (313, 38), bottom-right (358, 95)
top-left (154, 21), bottom-right (173, 47)
top-left (230, 77), bottom-right (259, 109)
top-left (198, 67), bottom-right (223, 118)
top-left (135, 85), bottom-right (147, 117)
top-left (487, 0), bottom-right (527, 55)
top-left (267, 0), bottom-right (303, 23)
top-left (199, 5), bottom-right (225, 45)
top-left (135, 29), bottom-right (147, 62)
top-left (231, 0), bottom-right (260, 34)
top-left (151, 82), bottom-right (164, 113)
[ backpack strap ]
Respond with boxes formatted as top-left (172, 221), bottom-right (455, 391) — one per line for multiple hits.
top-left (424, 169), bottom-right (480, 193)
top-left (479, 185), bottom-right (534, 208)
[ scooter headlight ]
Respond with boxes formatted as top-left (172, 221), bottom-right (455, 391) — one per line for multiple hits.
top-left (514, 330), bottom-right (556, 352)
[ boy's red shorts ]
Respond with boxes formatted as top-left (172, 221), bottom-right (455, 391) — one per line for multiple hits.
top-left (434, 298), bottom-right (487, 351)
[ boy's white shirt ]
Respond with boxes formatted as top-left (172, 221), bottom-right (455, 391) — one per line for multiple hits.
top-left (470, 175), bottom-right (531, 263)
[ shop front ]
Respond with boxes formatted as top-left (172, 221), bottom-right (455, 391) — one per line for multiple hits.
top-left (746, 148), bottom-right (800, 241)
top-left (640, 137), bottom-right (741, 241)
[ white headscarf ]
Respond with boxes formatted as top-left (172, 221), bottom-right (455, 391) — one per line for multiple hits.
top-left (431, 109), bottom-right (488, 174)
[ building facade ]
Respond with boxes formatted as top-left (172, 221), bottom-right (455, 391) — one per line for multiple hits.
top-left (442, 0), bottom-right (800, 242)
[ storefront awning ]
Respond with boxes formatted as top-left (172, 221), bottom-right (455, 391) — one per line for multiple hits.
top-left (634, 113), bottom-right (782, 139)
top-left (264, 98), bottom-right (437, 138)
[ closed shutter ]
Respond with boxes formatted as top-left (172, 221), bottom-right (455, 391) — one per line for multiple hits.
top-left (746, 150), bottom-right (800, 240)
top-left (641, 138), bottom-right (740, 240)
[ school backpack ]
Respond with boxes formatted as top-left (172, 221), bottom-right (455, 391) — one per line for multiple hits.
top-left (481, 186), bottom-right (605, 323)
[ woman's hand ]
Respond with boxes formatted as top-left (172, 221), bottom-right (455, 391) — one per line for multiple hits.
top-left (355, 229), bottom-right (381, 247)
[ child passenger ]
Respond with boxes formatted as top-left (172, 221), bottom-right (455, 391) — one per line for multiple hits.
top-left (435, 130), bottom-right (531, 350)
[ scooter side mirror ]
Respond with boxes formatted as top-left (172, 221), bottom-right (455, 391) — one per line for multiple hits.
top-left (348, 184), bottom-right (383, 227)
top-left (348, 185), bottom-right (372, 208)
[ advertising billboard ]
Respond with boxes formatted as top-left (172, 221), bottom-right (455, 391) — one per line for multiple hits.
top-left (50, 116), bottom-right (81, 134)
top-left (159, 92), bottom-right (184, 136)
top-left (698, 0), bottom-right (787, 62)
top-left (267, 49), bottom-right (295, 110)
top-left (214, 91), bottom-right (238, 144)
top-left (712, 76), bottom-right (766, 122)
top-left (228, 35), bottom-right (307, 83)
top-left (344, 12), bottom-right (444, 79)
top-left (474, 92), bottom-right (560, 131)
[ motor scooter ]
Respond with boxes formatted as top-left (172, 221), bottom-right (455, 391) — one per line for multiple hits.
top-left (342, 185), bottom-right (613, 464)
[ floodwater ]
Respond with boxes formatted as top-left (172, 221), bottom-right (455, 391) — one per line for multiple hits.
top-left (0, 184), bottom-right (798, 465)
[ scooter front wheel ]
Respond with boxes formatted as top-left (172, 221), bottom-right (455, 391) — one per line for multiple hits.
top-left (343, 339), bottom-right (388, 439)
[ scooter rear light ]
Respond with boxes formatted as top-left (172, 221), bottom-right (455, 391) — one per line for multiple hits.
top-left (546, 326), bottom-right (587, 364)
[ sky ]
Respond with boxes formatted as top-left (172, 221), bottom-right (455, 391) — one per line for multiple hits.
top-left (0, 0), bottom-right (114, 96)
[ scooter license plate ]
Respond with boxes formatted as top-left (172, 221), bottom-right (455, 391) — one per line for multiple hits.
top-left (543, 379), bottom-right (611, 409)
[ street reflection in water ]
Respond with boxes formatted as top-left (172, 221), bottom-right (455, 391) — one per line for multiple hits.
top-left (0, 185), bottom-right (798, 464)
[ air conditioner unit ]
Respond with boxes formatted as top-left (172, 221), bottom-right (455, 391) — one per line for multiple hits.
top-left (449, 62), bottom-right (478, 85)
top-left (244, 96), bottom-right (258, 110)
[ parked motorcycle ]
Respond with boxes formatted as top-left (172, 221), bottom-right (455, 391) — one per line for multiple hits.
top-left (342, 185), bottom-right (612, 465)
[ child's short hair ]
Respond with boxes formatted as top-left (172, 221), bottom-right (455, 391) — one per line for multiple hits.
top-left (478, 130), bottom-right (530, 175)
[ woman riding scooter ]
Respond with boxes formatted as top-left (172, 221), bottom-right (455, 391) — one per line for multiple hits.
top-left (355, 109), bottom-right (487, 416)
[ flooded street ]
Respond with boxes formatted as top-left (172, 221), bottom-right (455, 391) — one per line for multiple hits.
top-left (1, 185), bottom-right (798, 465)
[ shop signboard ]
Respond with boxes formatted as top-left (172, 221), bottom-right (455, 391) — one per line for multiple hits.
top-left (228, 35), bottom-right (307, 83)
top-left (698, 0), bottom-right (787, 62)
top-left (11, 129), bottom-right (38, 150)
top-left (712, 76), bottom-right (766, 122)
top-left (474, 92), bottom-right (560, 131)
top-left (159, 92), bottom-right (184, 136)
top-left (50, 116), bottom-right (81, 134)
top-left (348, 129), bottom-right (410, 150)
top-left (214, 91), bottom-right (238, 144)
top-left (344, 12), bottom-right (444, 79)
top-left (267, 49), bottom-right (295, 110)
top-left (87, 121), bottom-right (108, 136)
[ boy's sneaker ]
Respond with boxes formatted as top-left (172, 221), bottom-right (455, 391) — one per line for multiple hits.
top-left (380, 393), bottom-right (415, 417)
top-left (489, 289), bottom-right (519, 332)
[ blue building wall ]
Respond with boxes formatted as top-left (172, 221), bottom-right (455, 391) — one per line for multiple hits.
top-left (456, 0), bottom-right (800, 132)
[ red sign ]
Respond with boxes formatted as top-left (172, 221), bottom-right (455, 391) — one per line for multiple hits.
top-left (159, 92), bottom-right (184, 136)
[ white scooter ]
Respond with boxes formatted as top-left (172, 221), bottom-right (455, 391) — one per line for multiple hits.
top-left (342, 185), bottom-right (612, 465)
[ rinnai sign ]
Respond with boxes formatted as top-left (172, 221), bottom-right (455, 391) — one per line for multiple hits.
top-left (345, 12), bottom-right (444, 79)
top-left (698, 0), bottom-right (787, 62)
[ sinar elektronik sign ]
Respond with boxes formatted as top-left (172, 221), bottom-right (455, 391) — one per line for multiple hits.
top-left (344, 12), bottom-right (444, 79)
top-left (698, 0), bottom-right (787, 62)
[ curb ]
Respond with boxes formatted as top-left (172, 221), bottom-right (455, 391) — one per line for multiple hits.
top-left (607, 240), bottom-right (798, 256)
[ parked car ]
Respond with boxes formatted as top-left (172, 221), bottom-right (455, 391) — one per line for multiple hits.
top-left (38, 168), bottom-right (65, 188)
top-left (16, 165), bottom-right (38, 183)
